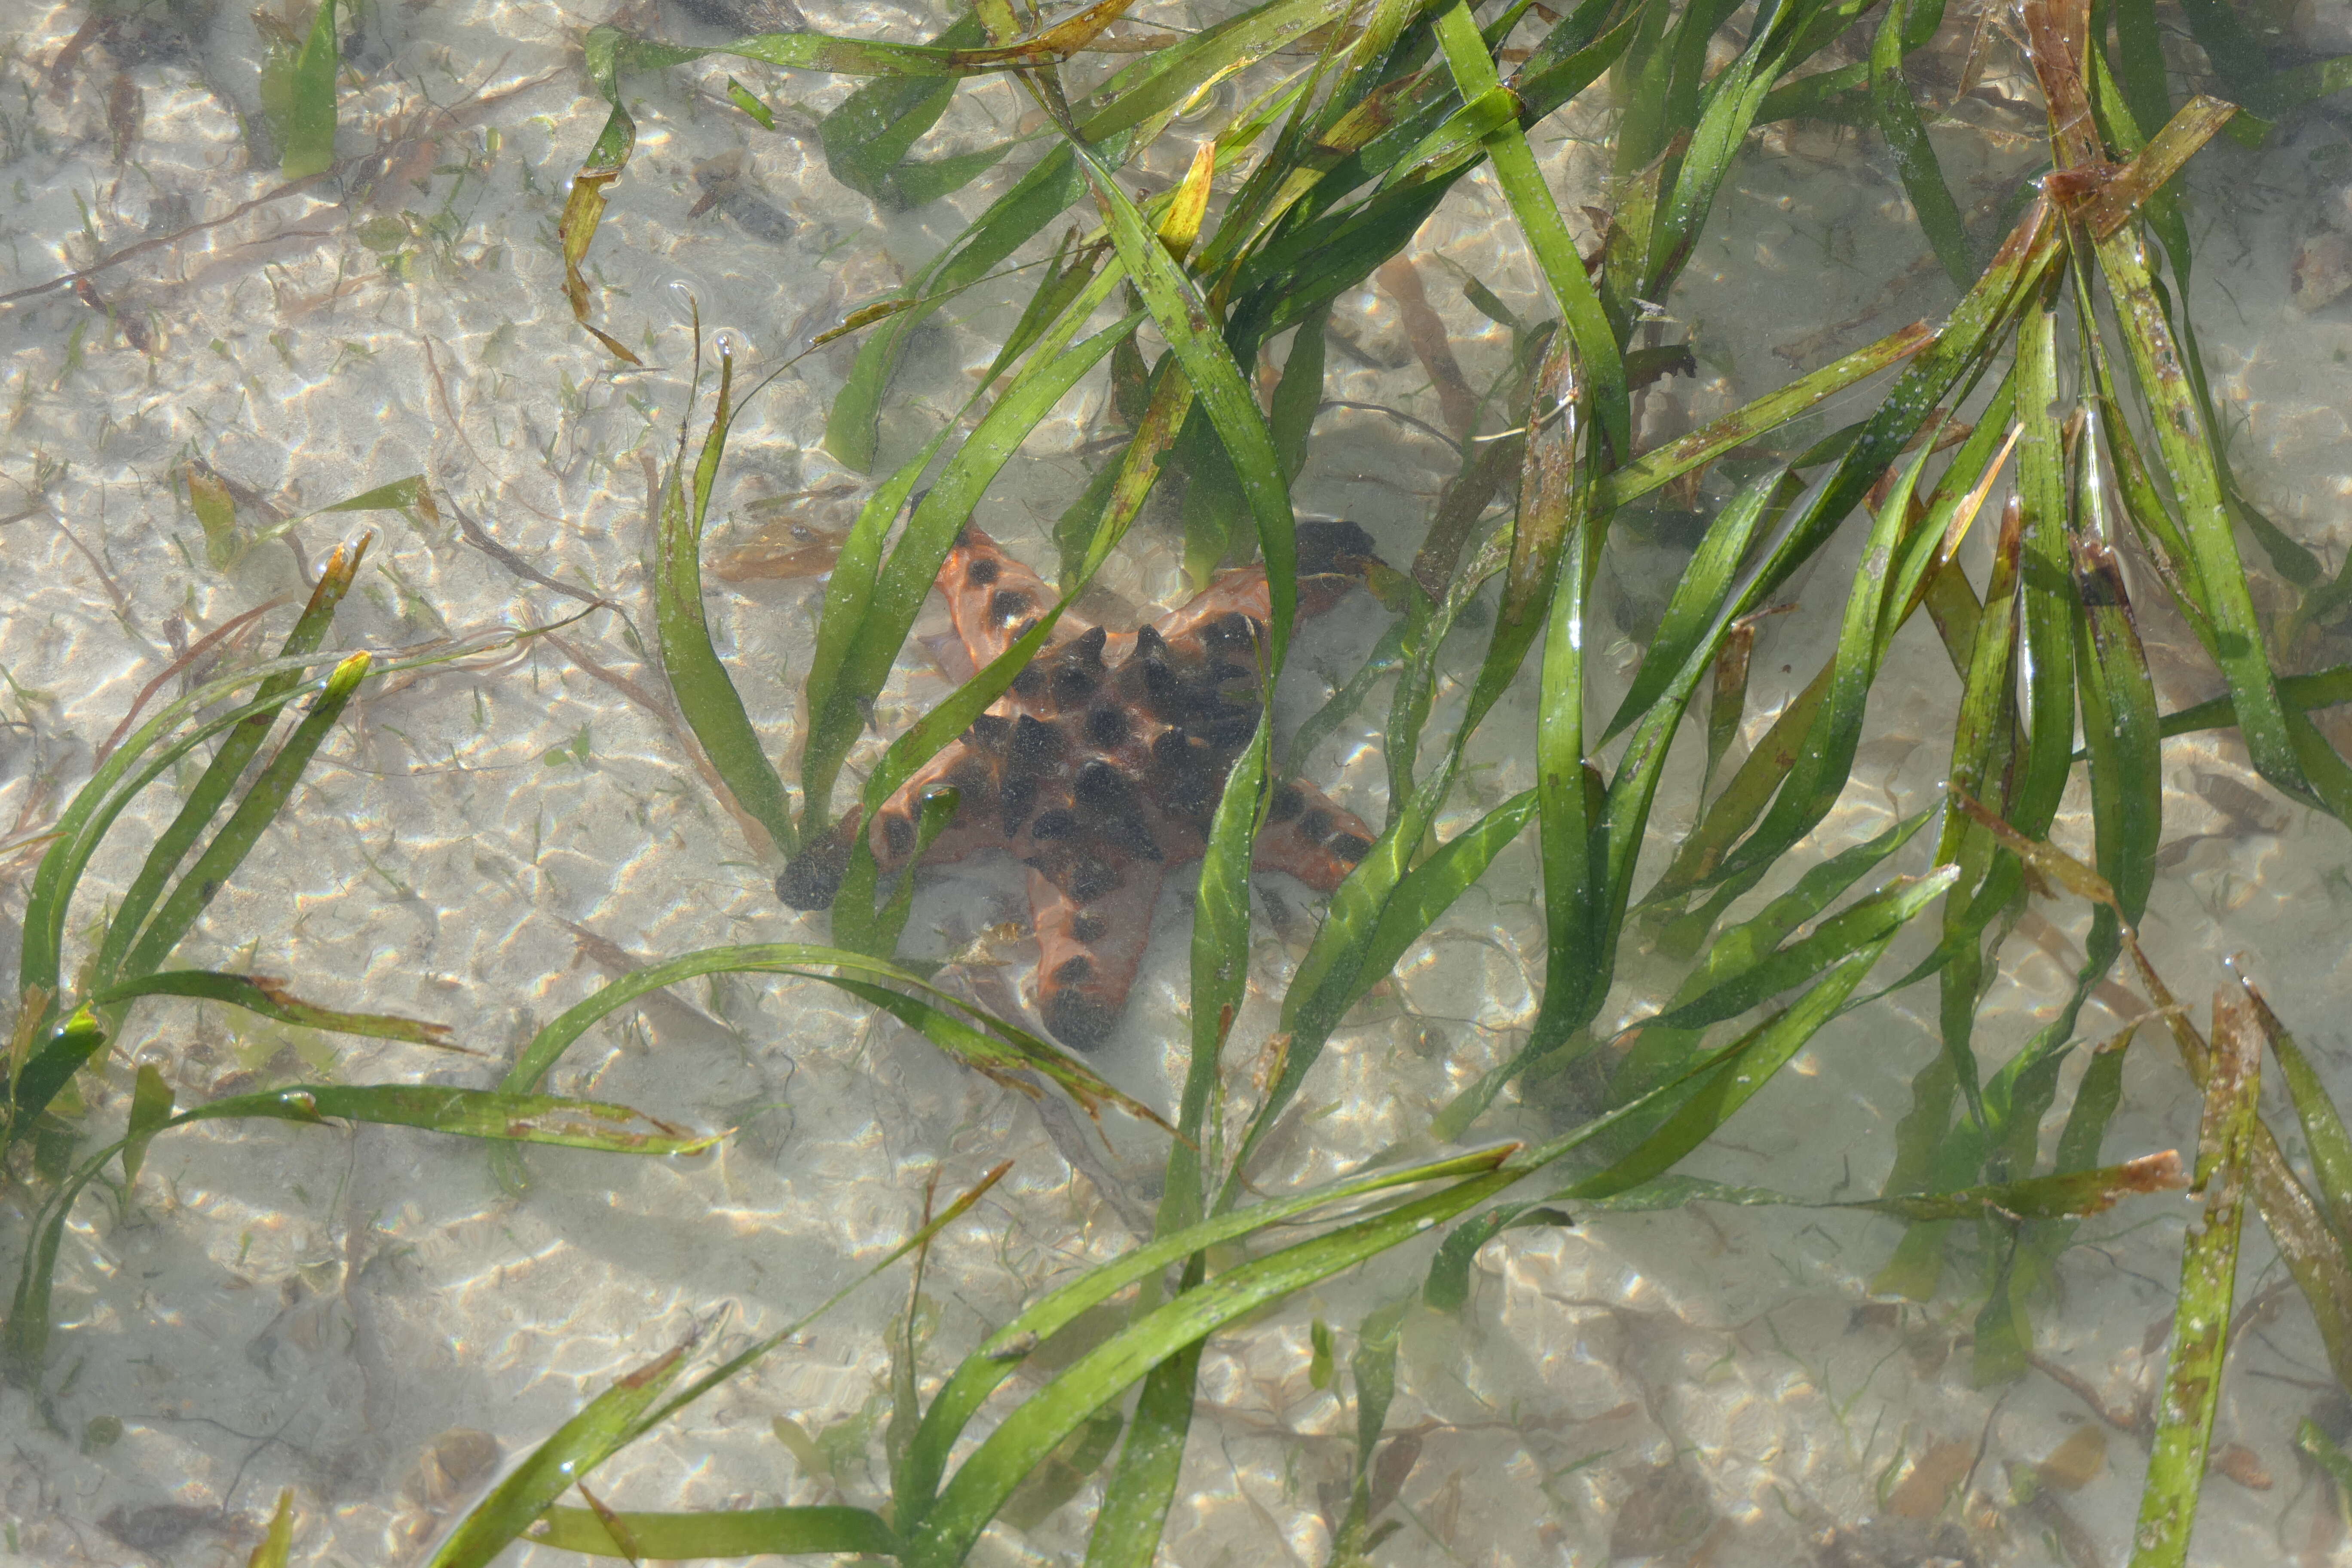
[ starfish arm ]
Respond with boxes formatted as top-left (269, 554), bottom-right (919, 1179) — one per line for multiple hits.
top-left (1254, 777), bottom-right (1375, 894)
top-left (1161, 521), bottom-right (1381, 638)
top-left (941, 526), bottom-right (1093, 666)
top-left (777, 735), bottom-right (1008, 910)
top-left (862, 737), bottom-right (1008, 875)
top-left (1167, 569), bottom-right (1274, 634)
top-left (1030, 860), bottom-right (1164, 1050)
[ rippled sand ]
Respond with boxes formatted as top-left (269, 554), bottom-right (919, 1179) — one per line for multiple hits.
top-left (3, 1), bottom-right (2349, 1562)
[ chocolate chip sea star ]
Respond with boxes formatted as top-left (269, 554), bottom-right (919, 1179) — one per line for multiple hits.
top-left (778, 521), bottom-right (1382, 1050)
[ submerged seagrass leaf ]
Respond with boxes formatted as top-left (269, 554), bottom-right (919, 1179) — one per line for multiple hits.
top-left (1951, 790), bottom-right (2120, 908)
top-left (275, 0), bottom-right (340, 181)
top-left (2074, 95), bottom-right (2239, 239)
top-left (6, 1084), bottom-right (713, 1387)
top-left (1959, 493), bottom-right (2165, 1369)
top-left (1083, 1337), bottom-right (1206, 1568)
top-left (523, 1507), bottom-right (897, 1558)
top-left (91, 536), bottom-right (368, 998)
top-left (1604, 812), bottom-right (1936, 1107)
top-left (819, 11), bottom-right (989, 202)
top-left (2129, 983), bottom-right (2260, 1568)
top-left (821, 315), bottom-right (1169, 945)
top-left (1870, 0), bottom-right (1972, 285)
top-left (1599, 473), bottom-right (1774, 743)
top-left (315, 475), bottom-right (433, 518)
top-left (248, 1489), bottom-right (295, 1568)
top-left (1585, 876), bottom-right (1956, 1194)
top-left (1430, 876), bottom-right (1951, 1311)
top-left (841, 787), bottom-right (960, 959)
top-left (656, 349), bottom-right (797, 856)
top-left (2026, 2), bottom-right (2328, 820)
top-left (897, 1147), bottom-right (1516, 1527)
top-left (820, 975), bottom-right (1172, 1133)
top-left (113, 652), bottom-right (374, 987)
top-left (1070, 119), bottom-right (1314, 1231)
top-left (1433, 3), bottom-right (1627, 457)
top-left (3, 1007), bottom-right (106, 1148)
top-left (564, 0), bottom-right (1158, 359)
top-left (429, 1341), bottom-right (693, 1568)
top-left (493, 943), bottom-right (1170, 1182)
top-left (818, 0), bottom-right (1354, 462)
top-left (1559, 1149), bottom-right (2187, 1222)
top-left (88, 971), bottom-right (457, 1049)
top-left (1635, 870), bottom-right (1958, 1040)
top-left (1868, 1151), bottom-right (2187, 1222)
top-left (1266, 368), bottom-right (1580, 1167)
top-left (2235, 964), bottom-right (2352, 1243)
top-left (186, 1084), bottom-right (712, 1151)
top-left (1599, 320), bottom-right (1934, 511)
top-left (2172, 0), bottom-right (2285, 119)
top-left (2297, 1417), bottom-right (2352, 1503)
top-left (2145, 668), bottom-right (2352, 745)
top-left (1947, 802), bottom-right (2352, 1391)
top-left (437, 1163), bottom-right (1008, 1566)
top-left (22, 652), bottom-right (358, 1020)
top-left (906, 1167), bottom-right (1520, 1567)
top-left (185, 466), bottom-right (245, 568)
top-left (119, 1064), bottom-right (174, 1191)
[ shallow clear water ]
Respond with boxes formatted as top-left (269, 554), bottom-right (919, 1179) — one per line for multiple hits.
top-left (4, 0), bottom-right (2352, 1563)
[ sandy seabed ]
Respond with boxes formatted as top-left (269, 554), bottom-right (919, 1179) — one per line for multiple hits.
top-left (5, 0), bottom-right (2352, 1562)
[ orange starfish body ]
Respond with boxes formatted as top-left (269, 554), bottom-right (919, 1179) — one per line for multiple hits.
top-left (780, 522), bottom-right (1381, 1049)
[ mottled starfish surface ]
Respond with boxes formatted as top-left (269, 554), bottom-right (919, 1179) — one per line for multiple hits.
top-left (779, 521), bottom-right (1381, 1050)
